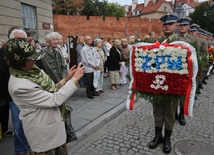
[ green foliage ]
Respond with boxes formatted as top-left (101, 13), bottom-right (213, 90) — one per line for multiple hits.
top-left (105, 3), bottom-right (125, 17)
top-left (52, 0), bottom-right (84, 15)
top-left (82, 0), bottom-right (101, 16)
top-left (133, 89), bottom-right (185, 104)
top-left (82, 0), bottom-right (125, 17)
top-left (53, 0), bottom-right (125, 17)
top-left (189, 2), bottom-right (214, 34)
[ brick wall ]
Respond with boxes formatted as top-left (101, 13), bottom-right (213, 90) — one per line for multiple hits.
top-left (53, 15), bottom-right (164, 40)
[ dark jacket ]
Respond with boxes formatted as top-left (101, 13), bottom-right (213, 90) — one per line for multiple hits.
top-left (0, 48), bottom-right (11, 105)
top-left (108, 46), bottom-right (121, 71)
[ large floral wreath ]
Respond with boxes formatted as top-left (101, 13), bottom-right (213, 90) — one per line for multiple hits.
top-left (126, 41), bottom-right (198, 117)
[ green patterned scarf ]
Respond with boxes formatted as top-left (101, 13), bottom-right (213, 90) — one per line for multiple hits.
top-left (9, 65), bottom-right (67, 120)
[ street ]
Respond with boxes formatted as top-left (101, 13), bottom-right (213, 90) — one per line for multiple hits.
top-left (67, 76), bottom-right (214, 155)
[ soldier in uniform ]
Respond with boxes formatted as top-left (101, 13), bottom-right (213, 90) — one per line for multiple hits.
top-left (149, 13), bottom-right (180, 154)
top-left (177, 17), bottom-right (200, 125)
top-left (197, 28), bottom-right (209, 85)
top-left (190, 25), bottom-right (209, 90)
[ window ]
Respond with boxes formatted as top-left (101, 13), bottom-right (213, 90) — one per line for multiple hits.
top-left (183, 11), bottom-right (186, 16)
top-left (164, 7), bottom-right (167, 12)
top-left (21, 3), bottom-right (37, 39)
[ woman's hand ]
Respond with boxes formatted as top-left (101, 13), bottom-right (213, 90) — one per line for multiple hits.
top-left (65, 65), bottom-right (76, 82)
top-left (71, 63), bottom-right (85, 85)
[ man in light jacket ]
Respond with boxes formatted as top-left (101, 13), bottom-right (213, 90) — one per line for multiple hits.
top-left (81, 36), bottom-right (100, 99)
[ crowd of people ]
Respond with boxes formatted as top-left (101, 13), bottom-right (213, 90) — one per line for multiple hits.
top-left (0, 11), bottom-right (214, 155)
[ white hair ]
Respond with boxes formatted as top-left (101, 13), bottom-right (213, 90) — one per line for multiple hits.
top-left (53, 32), bottom-right (62, 39)
top-left (94, 38), bottom-right (102, 46)
top-left (45, 32), bottom-right (59, 42)
top-left (129, 35), bottom-right (135, 40)
top-left (9, 29), bottom-right (27, 39)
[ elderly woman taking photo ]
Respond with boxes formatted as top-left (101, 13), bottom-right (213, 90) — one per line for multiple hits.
top-left (4, 38), bottom-right (84, 155)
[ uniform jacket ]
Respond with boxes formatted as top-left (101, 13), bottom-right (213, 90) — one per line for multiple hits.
top-left (197, 37), bottom-right (208, 55)
top-left (41, 46), bottom-right (67, 83)
top-left (157, 33), bottom-right (180, 43)
top-left (178, 33), bottom-right (200, 53)
top-left (8, 75), bottom-right (77, 152)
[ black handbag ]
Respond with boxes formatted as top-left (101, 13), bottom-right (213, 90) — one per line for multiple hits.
top-left (64, 110), bottom-right (78, 143)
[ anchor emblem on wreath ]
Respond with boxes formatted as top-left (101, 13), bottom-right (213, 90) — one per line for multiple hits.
top-left (150, 75), bottom-right (168, 91)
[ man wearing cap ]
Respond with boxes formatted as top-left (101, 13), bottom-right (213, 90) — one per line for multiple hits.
top-left (157, 13), bottom-right (180, 43)
top-left (177, 17), bottom-right (200, 125)
top-left (149, 12), bottom-right (180, 154)
top-left (189, 24), bottom-right (206, 90)
top-left (197, 28), bottom-right (209, 85)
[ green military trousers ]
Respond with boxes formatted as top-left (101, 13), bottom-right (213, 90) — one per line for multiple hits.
top-left (152, 99), bottom-right (178, 130)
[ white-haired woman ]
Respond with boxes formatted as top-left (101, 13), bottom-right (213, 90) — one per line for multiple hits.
top-left (108, 39), bottom-right (122, 90)
top-left (40, 32), bottom-right (68, 83)
top-left (94, 38), bottom-right (105, 93)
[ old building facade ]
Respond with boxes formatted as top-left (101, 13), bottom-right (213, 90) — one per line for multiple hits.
top-left (0, 0), bottom-right (53, 43)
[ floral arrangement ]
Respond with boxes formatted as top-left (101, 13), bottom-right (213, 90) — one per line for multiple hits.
top-left (134, 47), bottom-right (189, 95)
top-left (126, 41), bottom-right (198, 117)
top-left (208, 47), bottom-right (214, 63)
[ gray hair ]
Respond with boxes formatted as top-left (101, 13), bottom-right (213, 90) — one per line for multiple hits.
top-left (149, 31), bottom-right (155, 36)
top-left (129, 35), bottom-right (135, 40)
top-left (54, 32), bottom-right (62, 39)
top-left (113, 39), bottom-right (121, 46)
top-left (45, 32), bottom-right (59, 42)
top-left (94, 38), bottom-right (102, 46)
top-left (9, 29), bottom-right (27, 39)
top-left (121, 38), bottom-right (128, 44)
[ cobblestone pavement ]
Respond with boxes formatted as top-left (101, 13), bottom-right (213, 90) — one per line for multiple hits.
top-left (67, 75), bottom-right (214, 155)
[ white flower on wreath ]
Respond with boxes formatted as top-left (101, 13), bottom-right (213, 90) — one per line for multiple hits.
top-left (172, 56), bottom-right (178, 61)
top-left (181, 70), bottom-right (188, 74)
top-left (182, 63), bottom-right (188, 69)
top-left (181, 57), bottom-right (186, 62)
top-left (151, 67), bottom-right (157, 72)
top-left (147, 62), bottom-right (152, 66)
top-left (139, 50), bottom-right (143, 57)
top-left (150, 59), bottom-right (155, 64)
top-left (135, 52), bottom-right (139, 57)
top-left (135, 68), bottom-right (140, 72)
top-left (180, 50), bottom-right (187, 57)
top-left (157, 51), bottom-right (162, 56)
top-left (135, 47), bottom-right (139, 52)
top-left (174, 70), bottom-right (179, 74)
top-left (142, 51), bottom-right (147, 56)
